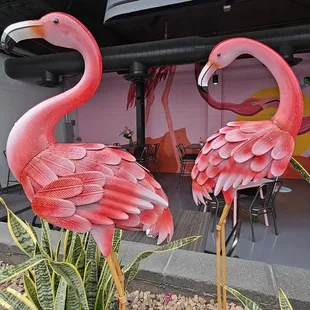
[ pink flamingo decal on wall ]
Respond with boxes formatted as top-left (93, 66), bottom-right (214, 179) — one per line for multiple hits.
top-left (1, 13), bottom-right (173, 310)
top-left (195, 63), bottom-right (310, 135)
top-left (192, 38), bottom-right (303, 309)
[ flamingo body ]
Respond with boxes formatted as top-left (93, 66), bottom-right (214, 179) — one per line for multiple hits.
top-left (193, 38), bottom-right (303, 206)
top-left (1, 13), bottom-right (173, 259)
top-left (20, 142), bottom-right (173, 256)
top-left (192, 120), bottom-right (294, 205)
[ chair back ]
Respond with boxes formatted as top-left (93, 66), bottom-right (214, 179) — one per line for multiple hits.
top-left (113, 143), bottom-right (121, 146)
top-left (226, 219), bottom-right (242, 257)
top-left (153, 143), bottom-right (160, 156)
top-left (265, 180), bottom-right (282, 208)
top-left (176, 143), bottom-right (186, 160)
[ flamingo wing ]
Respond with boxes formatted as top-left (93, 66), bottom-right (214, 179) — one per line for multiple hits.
top-left (21, 143), bottom-right (172, 248)
top-left (192, 120), bottom-right (294, 205)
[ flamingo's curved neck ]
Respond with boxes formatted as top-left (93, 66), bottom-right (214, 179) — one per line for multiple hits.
top-left (6, 31), bottom-right (102, 179)
top-left (238, 41), bottom-right (303, 137)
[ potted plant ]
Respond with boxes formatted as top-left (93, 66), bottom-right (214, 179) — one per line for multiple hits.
top-left (120, 126), bottom-right (134, 147)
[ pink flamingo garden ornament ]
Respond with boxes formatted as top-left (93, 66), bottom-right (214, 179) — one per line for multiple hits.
top-left (193, 38), bottom-right (303, 309)
top-left (1, 13), bottom-right (174, 310)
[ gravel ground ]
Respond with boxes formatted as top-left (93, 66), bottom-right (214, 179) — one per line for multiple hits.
top-left (0, 262), bottom-right (244, 310)
top-left (126, 291), bottom-right (245, 310)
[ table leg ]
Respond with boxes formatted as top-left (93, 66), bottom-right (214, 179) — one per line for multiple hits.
top-left (259, 188), bottom-right (269, 227)
top-left (233, 194), bottom-right (237, 227)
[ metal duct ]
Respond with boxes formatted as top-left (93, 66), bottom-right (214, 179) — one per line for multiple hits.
top-left (4, 23), bottom-right (310, 80)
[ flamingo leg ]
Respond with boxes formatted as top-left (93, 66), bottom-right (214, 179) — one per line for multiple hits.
top-left (215, 204), bottom-right (231, 309)
top-left (106, 255), bottom-right (127, 310)
top-left (111, 251), bottom-right (125, 290)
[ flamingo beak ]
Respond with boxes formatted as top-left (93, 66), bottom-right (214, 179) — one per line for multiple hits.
top-left (197, 61), bottom-right (217, 92)
top-left (1, 20), bottom-right (44, 53)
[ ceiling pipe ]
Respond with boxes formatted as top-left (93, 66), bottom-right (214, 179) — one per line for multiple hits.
top-left (3, 23), bottom-right (310, 80)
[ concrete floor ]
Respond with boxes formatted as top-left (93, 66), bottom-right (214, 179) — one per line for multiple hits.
top-left (1, 173), bottom-right (310, 269)
top-left (155, 173), bottom-right (310, 270)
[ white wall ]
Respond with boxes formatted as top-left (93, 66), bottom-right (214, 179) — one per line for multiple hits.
top-left (0, 53), bottom-right (65, 189)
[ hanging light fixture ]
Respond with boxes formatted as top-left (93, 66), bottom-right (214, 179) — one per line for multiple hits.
top-left (213, 73), bottom-right (219, 85)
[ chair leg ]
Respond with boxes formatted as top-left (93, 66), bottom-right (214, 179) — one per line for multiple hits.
top-left (178, 162), bottom-right (184, 185)
top-left (212, 206), bottom-right (219, 233)
top-left (271, 209), bottom-right (278, 236)
top-left (6, 170), bottom-right (10, 194)
top-left (249, 213), bottom-right (256, 242)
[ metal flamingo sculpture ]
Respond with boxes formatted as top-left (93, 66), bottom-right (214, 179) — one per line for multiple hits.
top-left (1, 13), bottom-right (174, 310)
top-left (192, 38), bottom-right (303, 309)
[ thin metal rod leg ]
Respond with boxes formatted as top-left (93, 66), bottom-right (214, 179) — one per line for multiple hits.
top-left (216, 228), bottom-right (222, 310)
top-left (106, 255), bottom-right (127, 310)
top-left (221, 222), bottom-right (227, 309)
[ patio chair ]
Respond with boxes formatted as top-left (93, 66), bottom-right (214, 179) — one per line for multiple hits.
top-left (205, 219), bottom-right (242, 258)
top-left (200, 193), bottom-right (226, 232)
top-left (238, 180), bottom-right (282, 242)
top-left (149, 143), bottom-right (160, 171)
top-left (176, 143), bottom-right (197, 185)
top-left (135, 144), bottom-right (152, 167)
top-left (3, 150), bottom-right (22, 194)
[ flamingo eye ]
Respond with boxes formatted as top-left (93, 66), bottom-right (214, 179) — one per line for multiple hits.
top-left (217, 53), bottom-right (221, 57)
top-left (252, 102), bottom-right (256, 105)
top-left (53, 18), bottom-right (59, 24)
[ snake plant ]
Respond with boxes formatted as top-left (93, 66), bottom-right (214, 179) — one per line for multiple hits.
top-left (0, 198), bottom-right (199, 310)
top-left (225, 286), bottom-right (293, 310)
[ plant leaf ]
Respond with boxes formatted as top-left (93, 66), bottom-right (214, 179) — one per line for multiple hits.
top-left (0, 198), bottom-right (37, 257)
top-left (84, 261), bottom-right (98, 310)
top-left (112, 229), bottom-right (122, 256)
top-left (224, 286), bottom-right (263, 310)
top-left (0, 287), bottom-right (38, 310)
top-left (66, 286), bottom-right (81, 310)
top-left (279, 288), bottom-right (293, 310)
top-left (290, 157), bottom-right (310, 184)
top-left (41, 220), bottom-right (54, 259)
top-left (54, 278), bottom-right (67, 310)
top-left (76, 249), bottom-right (86, 278)
top-left (23, 275), bottom-right (42, 310)
top-left (124, 236), bottom-right (201, 287)
top-left (63, 230), bottom-right (73, 259)
top-left (34, 260), bottom-right (54, 310)
top-left (0, 256), bottom-right (46, 283)
top-left (49, 261), bottom-right (89, 310)
top-left (67, 233), bottom-right (83, 265)
top-left (86, 235), bottom-right (97, 262)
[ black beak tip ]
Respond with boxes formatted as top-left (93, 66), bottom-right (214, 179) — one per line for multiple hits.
top-left (1, 36), bottom-right (16, 54)
top-left (198, 85), bottom-right (208, 93)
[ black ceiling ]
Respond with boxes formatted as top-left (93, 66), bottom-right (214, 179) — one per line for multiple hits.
top-left (1, 0), bottom-right (310, 56)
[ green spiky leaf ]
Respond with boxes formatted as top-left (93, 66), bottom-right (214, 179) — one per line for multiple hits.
top-left (124, 236), bottom-right (200, 287)
top-left (66, 286), bottom-right (80, 310)
top-left (224, 286), bottom-right (263, 310)
top-left (23, 275), bottom-right (42, 310)
top-left (76, 249), bottom-right (86, 278)
top-left (0, 198), bottom-right (37, 257)
top-left (86, 235), bottom-right (97, 262)
top-left (49, 261), bottom-right (89, 310)
top-left (63, 230), bottom-right (73, 259)
top-left (290, 157), bottom-right (310, 184)
top-left (112, 229), bottom-right (122, 256)
top-left (279, 288), bottom-right (293, 310)
top-left (0, 287), bottom-right (38, 310)
top-left (0, 256), bottom-right (46, 283)
top-left (67, 233), bottom-right (83, 265)
top-left (54, 279), bottom-right (67, 310)
top-left (40, 220), bottom-right (54, 259)
top-left (84, 261), bottom-right (98, 310)
top-left (34, 260), bottom-right (54, 310)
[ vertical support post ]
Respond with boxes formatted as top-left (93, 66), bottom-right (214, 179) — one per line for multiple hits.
top-left (135, 80), bottom-right (145, 146)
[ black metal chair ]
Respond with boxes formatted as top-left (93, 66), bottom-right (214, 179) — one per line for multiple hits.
top-left (149, 143), bottom-right (160, 171)
top-left (176, 143), bottom-right (197, 185)
top-left (3, 150), bottom-right (22, 194)
top-left (238, 180), bottom-right (282, 242)
top-left (205, 219), bottom-right (242, 258)
top-left (113, 142), bottom-right (121, 146)
top-left (200, 193), bottom-right (226, 232)
top-left (135, 144), bottom-right (152, 168)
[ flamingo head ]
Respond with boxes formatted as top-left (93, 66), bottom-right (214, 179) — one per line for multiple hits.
top-left (198, 38), bottom-right (244, 91)
top-left (1, 12), bottom-right (90, 53)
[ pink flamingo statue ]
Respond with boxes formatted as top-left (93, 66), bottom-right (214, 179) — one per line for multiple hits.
top-left (192, 38), bottom-right (303, 309)
top-left (1, 13), bottom-right (174, 310)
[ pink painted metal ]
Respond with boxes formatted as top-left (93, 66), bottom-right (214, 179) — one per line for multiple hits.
top-left (3, 12), bottom-right (173, 257)
top-left (192, 38), bottom-right (304, 206)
